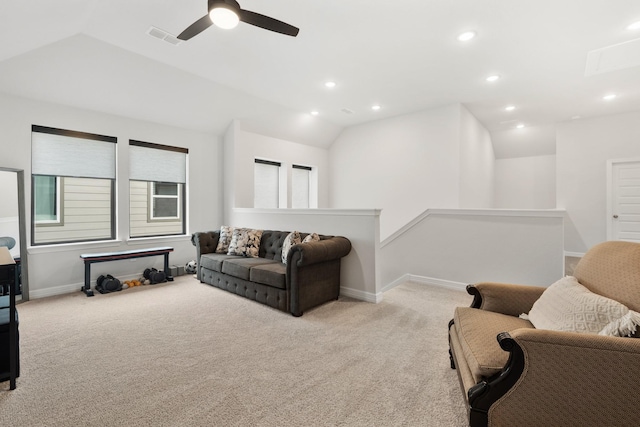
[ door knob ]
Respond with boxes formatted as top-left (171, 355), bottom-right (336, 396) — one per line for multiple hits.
top-left (613, 215), bottom-right (619, 219)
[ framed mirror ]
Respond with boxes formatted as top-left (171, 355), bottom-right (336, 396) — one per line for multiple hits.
top-left (0, 167), bottom-right (29, 302)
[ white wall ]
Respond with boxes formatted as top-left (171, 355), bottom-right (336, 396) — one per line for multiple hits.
top-left (228, 121), bottom-right (330, 214)
top-left (329, 105), bottom-right (462, 240)
top-left (459, 106), bottom-right (495, 208)
top-left (329, 104), bottom-right (496, 240)
top-left (0, 92), bottom-right (223, 298)
top-left (230, 208), bottom-right (381, 302)
top-left (557, 111), bottom-right (640, 253)
top-left (494, 155), bottom-right (556, 209)
top-left (380, 209), bottom-right (565, 289)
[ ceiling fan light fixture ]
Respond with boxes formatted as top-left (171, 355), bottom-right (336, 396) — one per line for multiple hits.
top-left (210, 5), bottom-right (240, 29)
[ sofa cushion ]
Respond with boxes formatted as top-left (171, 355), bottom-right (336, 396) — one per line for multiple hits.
top-left (523, 276), bottom-right (640, 337)
top-left (221, 258), bottom-right (279, 281)
top-left (281, 231), bottom-right (301, 264)
top-left (227, 228), bottom-right (263, 258)
top-left (215, 225), bottom-right (234, 254)
top-left (199, 253), bottom-right (238, 273)
top-left (454, 307), bottom-right (534, 380)
top-left (302, 232), bottom-right (320, 243)
top-left (250, 262), bottom-right (287, 289)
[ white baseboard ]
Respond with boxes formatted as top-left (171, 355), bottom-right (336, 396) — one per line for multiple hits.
top-left (29, 283), bottom-right (82, 299)
top-left (564, 251), bottom-right (585, 258)
top-left (28, 273), bottom-right (145, 300)
top-left (340, 286), bottom-right (382, 303)
top-left (382, 274), bottom-right (468, 294)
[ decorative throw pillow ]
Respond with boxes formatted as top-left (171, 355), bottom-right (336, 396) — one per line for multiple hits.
top-left (281, 231), bottom-right (301, 264)
top-left (215, 226), bottom-right (234, 254)
top-left (521, 276), bottom-right (640, 337)
top-left (227, 228), bottom-right (263, 258)
top-left (302, 232), bottom-right (320, 243)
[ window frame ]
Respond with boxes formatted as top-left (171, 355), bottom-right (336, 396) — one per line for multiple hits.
top-left (292, 164), bottom-right (312, 209)
top-left (129, 140), bottom-right (188, 239)
top-left (31, 125), bottom-right (117, 246)
top-left (148, 181), bottom-right (182, 221)
top-left (254, 159), bottom-right (282, 209)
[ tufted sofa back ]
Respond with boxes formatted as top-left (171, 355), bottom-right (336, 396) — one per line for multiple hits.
top-left (258, 230), bottom-right (329, 260)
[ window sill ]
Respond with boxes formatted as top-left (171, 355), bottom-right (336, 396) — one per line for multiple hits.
top-left (28, 240), bottom-right (123, 255)
top-left (126, 234), bottom-right (191, 246)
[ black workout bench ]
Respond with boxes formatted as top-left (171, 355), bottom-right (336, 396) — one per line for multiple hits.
top-left (79, 246), bottom-right (173, 297)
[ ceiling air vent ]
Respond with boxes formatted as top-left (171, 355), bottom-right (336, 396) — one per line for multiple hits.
top-left (147, 26), bottom-right (182, 46)
top-left (341, 108), bottom-right (354, 114)
top-left (585, 37), bottom-right (640, 76)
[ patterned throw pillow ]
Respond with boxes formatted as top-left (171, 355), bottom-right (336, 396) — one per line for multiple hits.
top-left (227, 228), bottom-right (263, 258)
top-left (302, 232), bottom-right (320, 243)
top-left (521, 276), bottom-right (640, 337)
top-left (281, 231), bottom-right (301, 264)
top-left (215, 226), bottom-right (234, 254)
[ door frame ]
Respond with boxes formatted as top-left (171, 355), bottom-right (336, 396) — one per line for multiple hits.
top-left (606, 157), bottom-right (640, 241)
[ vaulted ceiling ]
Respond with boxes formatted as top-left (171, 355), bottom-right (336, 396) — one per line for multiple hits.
top-left (1, 1), bottom-right (639, 158)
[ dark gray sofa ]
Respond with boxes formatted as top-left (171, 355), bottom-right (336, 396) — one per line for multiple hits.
top-left (191, 230), bottom-right (352, 316)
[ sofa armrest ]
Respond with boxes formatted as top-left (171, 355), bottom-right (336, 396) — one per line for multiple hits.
top-left (485, 329), bottom-right (640, 426)
top-left (287, 236), bottom-right (352, 267)
top-left (468, 282), bottom-right (546, 317)
top-left (191, 231), bottom-right (220, 280)
top-left (287, 236), bottom-right (351, 316)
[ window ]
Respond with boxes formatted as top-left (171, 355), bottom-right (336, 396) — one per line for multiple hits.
top-left (33, 175), bottom-right (61, 223)
top-left (31, 125), bottom-right (116, 245)
top-left (292, 164), bottom-right (312, 209)
top-left (254, 159), bottom-right (281, 208)
top-left (150, 182), bottom-right (180, 219)
top-left (129, 140), bottom-right (187, 238)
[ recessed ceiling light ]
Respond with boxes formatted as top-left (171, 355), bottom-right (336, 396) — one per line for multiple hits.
top-left (324, 81), bottom-right (336, 88)
top-left (516, 124), bottom-right (525, 129)
top-left (504, 105), bottom-right (515, 111)
top-left (486, 75), bottom-right (500, 82)
top-left (457, 31), bottom-right (476, 41)
top-left (603, 93), bottom-right (617, 101)
top-left (371, 105), bottom-right (381, 111)
top-left (627, 21), bottom-right (640, 30)
top-left (310, 110), bottom-right (319, 116)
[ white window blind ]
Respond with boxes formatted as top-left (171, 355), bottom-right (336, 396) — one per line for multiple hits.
top-left (129, 141), bottom-right (187, 183)
top-left (292, 165), bottom-right (311, 208)
top-left (32, 128), bottom-right (116, 179)
top-left (254, 160), bottom-right (280, 208)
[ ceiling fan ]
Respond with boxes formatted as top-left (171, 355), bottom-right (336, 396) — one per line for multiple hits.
top-left (178, 0), bottom-right (299, 40)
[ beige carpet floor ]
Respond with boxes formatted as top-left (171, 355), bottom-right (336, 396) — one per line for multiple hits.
top-left (0, 276), bottom-right (472, 426)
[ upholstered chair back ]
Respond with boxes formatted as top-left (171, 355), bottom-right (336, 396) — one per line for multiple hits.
top-left (573, 241), bottom-right (640, 312)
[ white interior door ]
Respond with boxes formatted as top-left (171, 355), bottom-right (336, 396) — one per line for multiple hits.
top-left (609, 160), bottom-right (640, 242)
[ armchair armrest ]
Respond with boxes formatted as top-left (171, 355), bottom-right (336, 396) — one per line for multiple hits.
top-left (287, 236), bottom-right (352, 267)
top-left (486, 329), bottom-right (640, 426)
top-left (468, 282), bottom-right (546, 317)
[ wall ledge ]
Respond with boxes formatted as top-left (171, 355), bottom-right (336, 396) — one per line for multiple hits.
top-left (381, 208), bottom-right (566, 248)
top-left (234, 208), bottom-right (381, 217)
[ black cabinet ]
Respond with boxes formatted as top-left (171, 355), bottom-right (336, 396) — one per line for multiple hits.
top-left (0, 262), bottom-right (19, 390)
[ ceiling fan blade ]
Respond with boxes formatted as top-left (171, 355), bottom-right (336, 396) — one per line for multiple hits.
top-left (239, 9), bottom-right (299, 37)
top-left (177, 15), bottom-right (213, 40)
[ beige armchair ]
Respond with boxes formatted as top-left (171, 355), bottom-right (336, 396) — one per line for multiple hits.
top-left (448, 241), bottom-right (640, 427)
